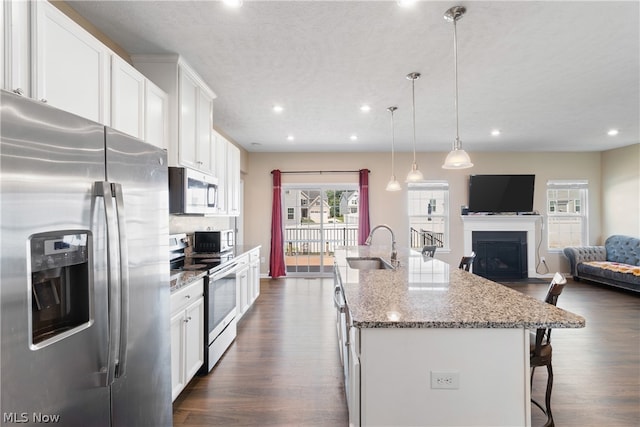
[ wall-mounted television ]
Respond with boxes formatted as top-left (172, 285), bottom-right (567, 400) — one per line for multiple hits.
top-left (468, 174), bottom-right (535, 213)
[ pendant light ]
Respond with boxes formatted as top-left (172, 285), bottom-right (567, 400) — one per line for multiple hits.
top-left (405, 72), bottom-right (424, 182)
top-left (385, 106), bottom-right (401, 191)
top-left (442, 6), bottom-right (473, 170)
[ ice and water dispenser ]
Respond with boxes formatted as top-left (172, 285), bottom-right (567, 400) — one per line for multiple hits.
top-left (29, 231), bottom-right (91, 348)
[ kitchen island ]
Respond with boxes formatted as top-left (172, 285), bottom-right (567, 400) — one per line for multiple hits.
top-left (334, 246), bottom-right (585, 427)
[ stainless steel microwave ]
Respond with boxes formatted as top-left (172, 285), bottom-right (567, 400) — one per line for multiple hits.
top-left (168, 167), bottom-right (218, 215)
top-left (193, 230), bottom-right (235, 253)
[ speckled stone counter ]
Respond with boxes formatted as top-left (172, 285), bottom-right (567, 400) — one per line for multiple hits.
top-left (335, 246), bottom-right (585, 329)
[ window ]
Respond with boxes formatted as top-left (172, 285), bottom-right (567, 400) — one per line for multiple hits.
top-left (546, 180), bottom-right (588, 250)
top-left (287, 208), bottom-right (294, 220)
top-left (408, 181), bottom-right (449, 250)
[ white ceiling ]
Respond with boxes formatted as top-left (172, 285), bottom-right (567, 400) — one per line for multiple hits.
top-left (67, 0), bottom-right (640, 154)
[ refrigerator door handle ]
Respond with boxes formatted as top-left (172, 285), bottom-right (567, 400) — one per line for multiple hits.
top-left (112, 182), bottom-right (129, 379)
top-left (94, 181), bottom-right (121, 387)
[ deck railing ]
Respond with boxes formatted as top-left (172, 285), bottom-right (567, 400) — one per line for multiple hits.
top-left (410, 228), bottom-right (445, 249)
top-left (284, 225), bottom-right (359, 255)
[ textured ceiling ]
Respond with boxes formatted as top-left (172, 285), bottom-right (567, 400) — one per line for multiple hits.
top-left (67, 0), bottom-right (640, 153)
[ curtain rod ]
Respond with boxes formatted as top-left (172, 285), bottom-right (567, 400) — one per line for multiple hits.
top-left (271, 169), bottom-right (369, 175)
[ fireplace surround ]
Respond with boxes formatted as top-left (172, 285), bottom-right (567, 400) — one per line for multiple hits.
top-left (461, 215), bottom-right (542, 278)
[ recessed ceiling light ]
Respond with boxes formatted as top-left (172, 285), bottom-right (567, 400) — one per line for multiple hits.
top-left (360, 104), bottom-right (371, 112)
top-left (350, 135), bottom-right (358, 141)
top-left (491, 129), bottom-right (501, 136)
top-left (272, 105), bottom-right (284, 113)
top-left (222, 0), bottom-right (243, 8)
top-left (607, 129), bottom-right (619, 136)
top-left (287, 135), bottom-right (294, 141)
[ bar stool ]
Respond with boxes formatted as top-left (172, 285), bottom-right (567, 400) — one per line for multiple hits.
top-left (458, 252), bottom-right (476, 271)
top-left (530, 272), bottom-right (567, 427)
top-left (421, 245), bottom-right (437, 257)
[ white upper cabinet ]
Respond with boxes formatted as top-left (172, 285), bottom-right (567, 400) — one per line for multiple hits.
top-left (3, 0), bottom-right (32, 96)
top-left (111, 55), bottom-right (145, 138)
top-left (145, 79), bottom-right (169, 150)
top-left (178, 66), bottom-right (198, 168)
top-left (226, 142), bottom-right (241, 216)
top-left (212, 130), bottom-right (228, 214)
top-left (132, 54), bottom-right (216, 171)
top-left (32, 0), bottom-right (110, 124)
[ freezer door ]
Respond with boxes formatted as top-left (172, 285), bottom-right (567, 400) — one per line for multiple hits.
top-left (105, 127), bottom-right (172, 426)
top-left (0, 91), bottom-right (110, 425)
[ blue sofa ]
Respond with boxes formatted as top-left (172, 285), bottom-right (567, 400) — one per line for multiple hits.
top-left (563, 235), bottom-right (640, 293)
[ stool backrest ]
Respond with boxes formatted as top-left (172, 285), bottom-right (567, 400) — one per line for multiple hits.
top-left (458, 252), bottom-right (476, 271)
top-left (422, 245), bottom-right (437, 257)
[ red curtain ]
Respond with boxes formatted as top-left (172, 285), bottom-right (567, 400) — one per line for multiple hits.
top-left (358, 169), bottom-right (371, 245)
top-left (269, 170), bottom-right (286, 278)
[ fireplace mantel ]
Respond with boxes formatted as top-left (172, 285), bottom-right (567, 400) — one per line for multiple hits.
top-left (461, 215), bottom-right (542, 278)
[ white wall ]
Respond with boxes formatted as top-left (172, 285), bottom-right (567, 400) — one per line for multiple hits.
top-left (601, 143), bottom-right (640, 239)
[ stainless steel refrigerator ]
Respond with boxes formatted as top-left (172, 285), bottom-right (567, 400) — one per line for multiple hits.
top-left (0, 90), bottom-right (172, 426)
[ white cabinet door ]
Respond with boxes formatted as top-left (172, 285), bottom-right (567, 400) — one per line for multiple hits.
top-left (32, 1), bottom-right (110, 124)
top-left (145, 80), bottom-right (169, 150)
top-left (3, 0), bottom-right (31, 96)
top-left (179, 67), bottom-right (198, 168)
top-left (227, 142), bottom-right (241, 216)
top-left (214, 132), bottom-right (228, 214)
top-left (184, 297), bottom-right (205, 381)
top-left (196, 88), bottom-right (213, 172)
top-left (170, 310), bottom-right (185, 402)
top-left (111, 55), bottom-right (145, 139)
top-left (249, 249), bottom-right (260, 304)
top-left (235, 256), bottom-right (249, 320)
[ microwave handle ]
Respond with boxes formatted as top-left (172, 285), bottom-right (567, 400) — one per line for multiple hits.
top-left (207, 183), bottom-right (218, 208)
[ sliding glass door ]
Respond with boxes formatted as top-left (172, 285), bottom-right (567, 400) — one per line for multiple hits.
top-left (282, 185), bottom-right (358, 276)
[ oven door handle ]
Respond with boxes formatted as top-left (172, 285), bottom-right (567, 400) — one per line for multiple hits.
top-left (211, 262), bottom-right (238, 280)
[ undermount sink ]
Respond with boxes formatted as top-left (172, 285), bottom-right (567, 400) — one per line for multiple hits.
top-left (346, 257), bottom-right (394, 270)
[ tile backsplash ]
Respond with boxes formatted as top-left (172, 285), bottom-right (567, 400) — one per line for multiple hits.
top-left (169, 215), bottom-right (233, 234)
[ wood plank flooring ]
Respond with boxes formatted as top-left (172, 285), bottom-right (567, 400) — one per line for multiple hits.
top-left (173, 277), bottom-right (640, 426)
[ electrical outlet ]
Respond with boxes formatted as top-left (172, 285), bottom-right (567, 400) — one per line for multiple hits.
top-left (261, 257), bottom-right (265, 264)
top-left (430, 371), bottom-right (460, 389)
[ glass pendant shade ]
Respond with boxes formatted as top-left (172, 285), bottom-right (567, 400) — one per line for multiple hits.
top-left (406, 163), bottom-right (424, 182)
top-left (442, 147), bottom-right (473, 169)
top-left (386, 176), bottom-right (402, 191)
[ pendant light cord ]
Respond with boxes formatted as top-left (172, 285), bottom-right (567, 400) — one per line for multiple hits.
top-left (453, 16), bottom-right (460, 150)
top-left (411, 77), bottom-right (417, 162)
top-left (391, 108), bottom-right (396, 175)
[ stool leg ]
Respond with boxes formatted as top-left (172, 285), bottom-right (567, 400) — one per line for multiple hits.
top-left (543, 363), bottom-right (554, 427)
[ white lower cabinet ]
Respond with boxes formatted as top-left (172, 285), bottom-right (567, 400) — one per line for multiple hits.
top-left (248, 249), bottom-right (260, 304)
top-left (170, 278), bottom-right (204, 401)
top-left (236, 248), bottom-right (260, 322)
top-left (235, 255), bottom-right (250, 321)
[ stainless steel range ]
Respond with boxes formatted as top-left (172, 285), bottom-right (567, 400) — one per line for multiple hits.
top-left (169, 234), bottom-right (238, 373)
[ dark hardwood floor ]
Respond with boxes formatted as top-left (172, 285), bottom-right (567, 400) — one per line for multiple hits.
top-left (173, 277), bottom-right (640, 427)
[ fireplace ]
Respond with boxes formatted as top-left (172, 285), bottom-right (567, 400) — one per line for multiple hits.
top-left (472, 231), bottom-right (527, 280)
top-left (461, 215), bottom-right (541, 279)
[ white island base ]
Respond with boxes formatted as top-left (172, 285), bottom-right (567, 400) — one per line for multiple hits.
top-left (356, 327), bottom-right (530, 426)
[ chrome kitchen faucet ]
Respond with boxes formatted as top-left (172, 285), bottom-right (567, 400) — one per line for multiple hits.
top-left (365, 224), bottom-right (398, 266)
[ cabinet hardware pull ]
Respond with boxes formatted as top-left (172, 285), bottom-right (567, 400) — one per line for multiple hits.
top-left (13, 88), bottom-right (24, 96)
top-left (41, 99), bottom-right (48, 103)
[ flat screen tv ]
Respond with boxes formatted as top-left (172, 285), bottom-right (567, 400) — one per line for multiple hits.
top-left (468, 174), bottom-right (535, 213)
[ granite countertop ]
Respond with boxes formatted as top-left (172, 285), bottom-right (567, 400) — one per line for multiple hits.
top-left (335, 246), bottom-right (586, 329)
top-left (170, 244), bottom-right (262, 293)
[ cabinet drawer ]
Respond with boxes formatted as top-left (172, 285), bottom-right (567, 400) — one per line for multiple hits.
top-left (171, 278), bottom-right (204, 314)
